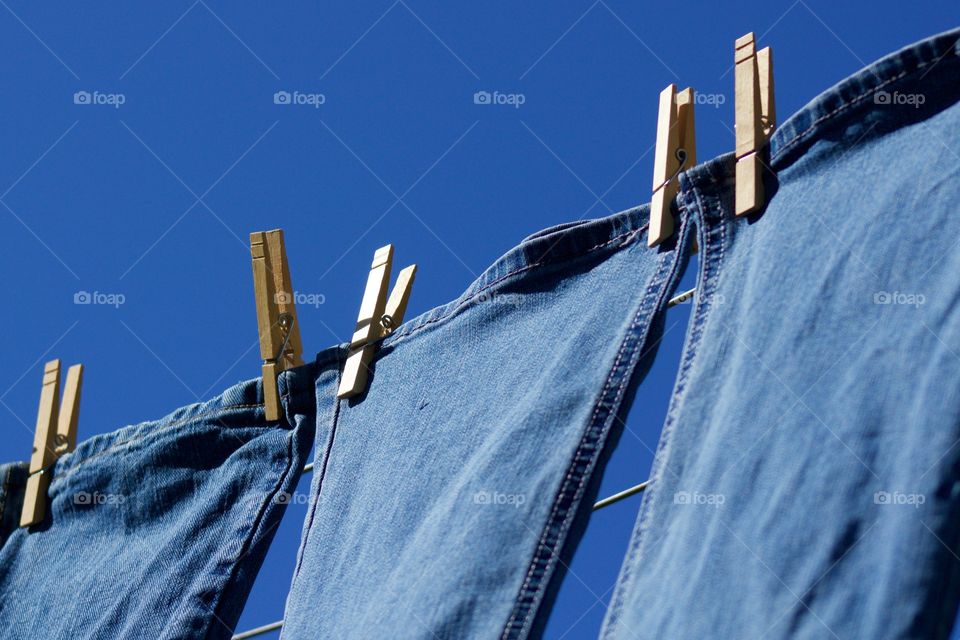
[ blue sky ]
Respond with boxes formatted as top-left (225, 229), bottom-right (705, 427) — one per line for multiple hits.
top-left (0, 2), bottom-right (956, 638)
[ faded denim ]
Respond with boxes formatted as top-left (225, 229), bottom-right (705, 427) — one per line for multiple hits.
top-left (281, 203), bottom-right (692, 638)
top-left (602, 28), bottom-right (960, 640)
top-left (0, 370), bottom-right (316, 640)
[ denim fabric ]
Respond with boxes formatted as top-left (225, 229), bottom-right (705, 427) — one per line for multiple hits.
top-left (0, 368), bottom-right (316, 640)
top-left (602, 28), bottom-right (960, 640)
top-left (281, 206), bottom-right (692, 639)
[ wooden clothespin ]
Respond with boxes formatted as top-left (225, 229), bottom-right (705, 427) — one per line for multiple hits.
top-left (734, 33), bottom-right (775, 217)
top-left (758, 46), bottom-right (776, 138)
top-left (649, 85), bottom-right (697, 247)
top-left (21, 360), bottom-right (83, 528)
top-left (337, 245), bottom-right (416, 399)
top-left (251, 229), bottom-right (304, 421)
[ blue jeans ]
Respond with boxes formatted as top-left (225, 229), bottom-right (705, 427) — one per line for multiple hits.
top-left (0, 371), bottom-right (316, 639)
top-left (601, 27), bottom-right (960, 640)
top-left (281, 211), bottom-right (692, 638)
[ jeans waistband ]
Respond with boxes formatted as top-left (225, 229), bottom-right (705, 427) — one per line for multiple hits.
top-left (770, 26), bottom-right (960, 169)
top-left (47, 361), bottom-right (319, 482)
top-left (382, 202), bottom-right (656, 346)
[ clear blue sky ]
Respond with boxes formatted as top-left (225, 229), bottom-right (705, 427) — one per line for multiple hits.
top-left (0, 2), bottom-right (956, 638)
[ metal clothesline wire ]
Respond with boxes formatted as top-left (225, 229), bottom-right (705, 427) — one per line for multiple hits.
top-left (232, 621), bottom-right (284, 640)
top-left (295, 288), bottom-right (694, 480)
top-left (231, 478), bottom-right (652, 639)
top-left (231, 287), bottom-right (696, 639)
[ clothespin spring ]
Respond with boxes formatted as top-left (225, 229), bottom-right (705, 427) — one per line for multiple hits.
top-left (654, 148), bottom-right (690, 194)
top-left (273, 313), bottom-right (296, 363)
top-left (379, 314), bottom-right (396, 333)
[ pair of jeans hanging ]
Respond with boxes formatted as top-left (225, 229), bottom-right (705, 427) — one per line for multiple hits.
top-left (601, 26), bottom-right (960, 640)
top-left (0, 369), bottom-right (316, 640)
top-left (280, 205), bottom-right (691, 639)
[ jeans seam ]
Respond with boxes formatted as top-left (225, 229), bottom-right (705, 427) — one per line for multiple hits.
top-left (386, 224), bottom-right (649, 348)
top-left (283, 356), bottom-right (345, 617)
top-left (203, 428), bottom-right (299, 640)
top-left (499, 228), bottom-right (684, 640)
top-left (600, 183), bottom-right (723, 638)
top-left (598, 39), bottom-right (956, 638)
top-left (280, 377), bottom-right (311, 423)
